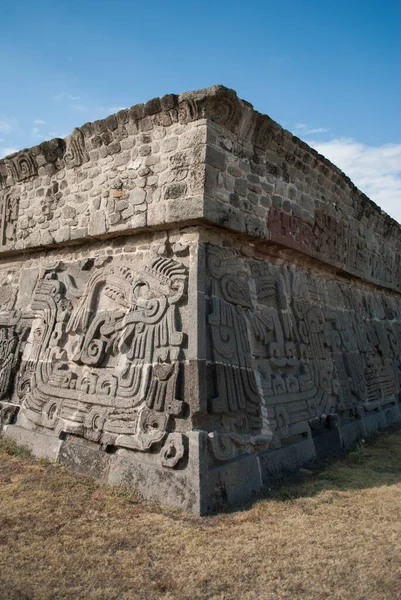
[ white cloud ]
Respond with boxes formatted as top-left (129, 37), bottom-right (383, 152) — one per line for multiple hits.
top-left (307, 137), bottom-right (401, 223)
top-left (108, 105), bottom-right (126, 113)
top-left (48, 130), bottom-right (68, 138)
top-left (96, 105), bottom-right (127, 115)
top-left (295, 123), bottom-right (328, 135)
top-left (0, 146), bottom-right (19, 158)
top-left (70, 104), bottom-right (88, 112)
top-left (0, 117), bottom-right (18, 134)
top-left (53, 93), bottom-right (81, 102)
top-left (34, 119), bottom-right (47, 125)
top-left (31, 127), bottom-right (46, 140)
top-left (304, 127), bottom-right (328, 135)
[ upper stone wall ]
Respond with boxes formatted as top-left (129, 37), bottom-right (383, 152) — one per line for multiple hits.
top-left (204, 118), bottom-right (401, 293)
top-left (0, 91), bottom-right (212, 253)
top-left (1, 84), bottom-right (399, 292)
top-left (199, 91), bottom-right (401, 294)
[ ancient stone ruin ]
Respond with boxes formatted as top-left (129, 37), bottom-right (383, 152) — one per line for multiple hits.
top-left (0, 85), bottom-right (400, 513)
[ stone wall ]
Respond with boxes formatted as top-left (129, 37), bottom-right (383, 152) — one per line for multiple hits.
top-left (0, 97), bottom-right (207, 253)
top-left (203, 119), bottom-right (401, 293)
top-left (0, 229), bottom-right (205, 512)
top-left (0, 85), bottom-right (400, 514)
top-left (197, 232), bottom-right (401, 510)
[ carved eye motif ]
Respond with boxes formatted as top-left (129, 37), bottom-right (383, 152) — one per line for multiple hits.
top-left (93, 415), bottom-right (101, 431)
top-left (277, 413), bottom-right (286, 428)
top-left (275, 407), bottom-right (289, 437)
top-left (146, 419), bottom-right (159, 431)
top-left (34, 327), bottom-right (43, 342)
top-left (48, 404), bottom-right (58, 420)
top-left (132, 282), bottom-right (150, 304)
top-left (165, 444), bottom-right (177, 459)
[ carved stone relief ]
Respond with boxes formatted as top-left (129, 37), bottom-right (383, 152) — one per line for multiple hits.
top-left (0, 193), bottom-right (19, 246)
top-left (0, 252), bottom-right (188, 468)
top-left (64, 128), bottom-right (90, 169)
top-left (205, 245), bottom-right (401, 464)
top-left (6, 151), bottom-right (38, 182)
top-left (268, 207), bottom-right (313, 255)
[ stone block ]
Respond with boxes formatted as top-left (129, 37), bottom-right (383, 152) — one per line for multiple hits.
top-left (166, 196), bottom-right (204, 223)
top-left (338, 421), bottom-right (365, 450)
top-left (259, 438), bottom-right (317, 482)
top-left (202, 454), bottom-right (263, 514)
top-left (108, 431), bottom-right (202, 514)
top-left (3, 425), bottom-right (61, 461)
top-left (58, 438), bottom-right (111, 480)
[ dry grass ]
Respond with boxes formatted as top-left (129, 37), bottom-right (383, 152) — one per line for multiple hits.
top-left (0, 431), bottom-right (401, 600)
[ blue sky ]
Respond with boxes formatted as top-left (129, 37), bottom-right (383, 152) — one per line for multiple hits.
top-left (1, 0), bottom-right (400, 221)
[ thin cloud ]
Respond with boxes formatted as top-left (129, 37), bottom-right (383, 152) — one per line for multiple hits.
top-left (96, 105), bottom-right (127, 115)
top-left (307, 137), bottom-right (401, 223)
top-left (34, 119), bottom-right (47, 125)
top-left (304, 127), bottom-right (328, 134)
top-left (295, 123), bottom-right (328, 135)
top-left (0, 146), bottom-right (19, 158)
top-left (108, 105), bottom-right (126, 113)
top-left (70, 104), bottom-right (88, 112)
top-left (0, 117), bottom-right (18, 134)
top-left (31, 127), bottom-right (46, 140)
top-left (53, 93), bottom-right (81, 101)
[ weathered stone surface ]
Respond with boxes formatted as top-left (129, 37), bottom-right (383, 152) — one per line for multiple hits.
top-left (0, 85), bottom-right (400, 514)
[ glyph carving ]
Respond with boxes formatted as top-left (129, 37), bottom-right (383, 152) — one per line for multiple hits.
top-left (7, 255), bottom-right (188, 463)
top-left (206, 245), bottom-right (401, 463)
top-left (160, 432), bottom-right (185, 468)
top-left (64, 128), bottom-right (89, 169)
top-left (6, 151), bottom-right (37, 181)
top-left (268, 207), bottom-right (313, 255)
top-left (0, 193), bottom-right (19, 246)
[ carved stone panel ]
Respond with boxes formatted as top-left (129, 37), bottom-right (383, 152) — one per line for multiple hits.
top-left (64, 128), bottom-right (89, 169)
top-left (6, 151), bottom-right (37, 181)
top-left (0, 193), bottom-right (19, 246)
top-left (205, 244), bottom-right (401, 465)
top-left (268, 207), bottom-right (313, 255)
top-left (0, 247), bottom-right (190, 468)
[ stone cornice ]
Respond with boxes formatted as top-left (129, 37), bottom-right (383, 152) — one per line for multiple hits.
top-left (1, 85), bottom-right (399, 232)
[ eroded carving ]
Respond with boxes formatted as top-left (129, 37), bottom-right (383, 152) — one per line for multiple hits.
top-left (160, 432), bottom-right (185, 468)
top-left (268, 207), bottom-right (313, 255)
top-left (64, 128), bottom-right (89, 169)
top-left (0, 193), bottom-right (19, 246)
top-left (6, 151), bottom-right (37, 181)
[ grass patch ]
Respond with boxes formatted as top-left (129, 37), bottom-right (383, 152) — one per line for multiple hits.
top-left (0, 428), bottom-right (401, 599)
top-left (0, 434), bottom-right (31, 458)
